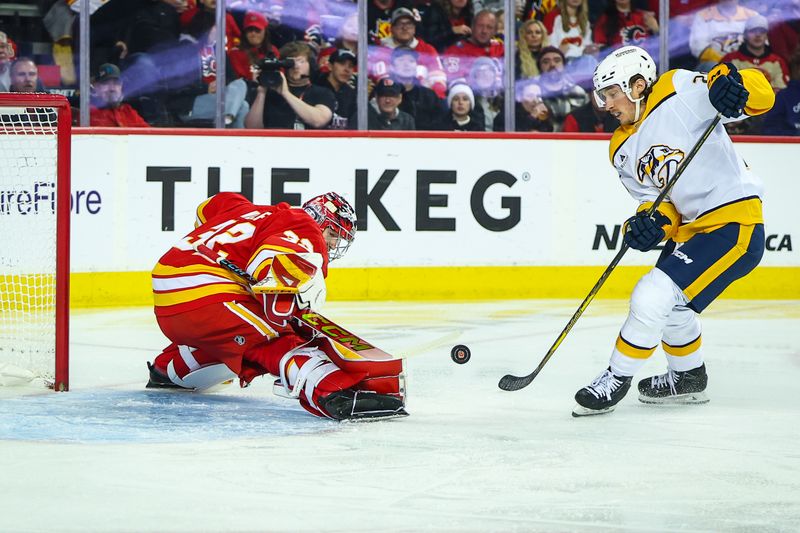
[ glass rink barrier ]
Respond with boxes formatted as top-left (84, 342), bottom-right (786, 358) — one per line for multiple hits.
top-left (0, 0), bottom-right (791, 134)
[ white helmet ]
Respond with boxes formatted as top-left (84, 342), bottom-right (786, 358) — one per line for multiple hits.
top-left (592, 46), bottom-right (657, 120)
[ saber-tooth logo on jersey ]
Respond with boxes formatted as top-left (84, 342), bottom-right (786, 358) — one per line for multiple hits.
top-left (637, 145), bottom-right (685, 188)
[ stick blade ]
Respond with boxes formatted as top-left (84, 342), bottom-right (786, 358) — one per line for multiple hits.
top-left (498, 372), bottom-right (536, 391)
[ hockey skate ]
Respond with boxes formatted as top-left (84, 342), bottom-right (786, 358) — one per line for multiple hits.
top-left (145, 361), bottom-right (186, 390)
top-left (320, 389), bottom-right (408, 421)
top-left (572, 368), bottom-right (632, 417)
top-left (638, 364), bottom-right (709, 404)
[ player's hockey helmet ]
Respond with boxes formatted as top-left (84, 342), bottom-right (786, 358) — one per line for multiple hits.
top-left (592, 45), bottom-right (657, 107)
top-left (303, 192), bottom-right (356, 261)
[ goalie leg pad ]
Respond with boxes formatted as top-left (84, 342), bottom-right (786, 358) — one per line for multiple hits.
top-left (276, 344), bottom-right (406, 419)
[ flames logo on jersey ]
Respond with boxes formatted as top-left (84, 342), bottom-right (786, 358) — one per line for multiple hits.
top-left (637, 145), bottom-right (685, 188)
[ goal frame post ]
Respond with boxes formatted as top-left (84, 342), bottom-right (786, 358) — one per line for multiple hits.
top-left (0, 93), bottom-right (71, 391)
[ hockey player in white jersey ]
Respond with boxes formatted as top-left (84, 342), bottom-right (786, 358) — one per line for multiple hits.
top-left (573, 46), bottom-right (775, 417)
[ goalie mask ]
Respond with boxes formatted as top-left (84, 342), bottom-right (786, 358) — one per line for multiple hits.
top-left (303, 192), bottom-right (356, 261)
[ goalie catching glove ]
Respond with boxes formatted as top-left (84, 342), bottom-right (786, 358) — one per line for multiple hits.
top-left (252, 252), bottom-right (327, 312)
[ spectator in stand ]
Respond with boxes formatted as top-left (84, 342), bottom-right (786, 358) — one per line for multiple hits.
top-left (437, 0), bottom-right (475, 50)
top-left (593, 0), bottom-right (659, 51)
top-left (388, 46), bottom-right (447, 130)
top-left (90, 63), bottom-right (150, 127)
top-left (180, 0), bottom-right (241, 51)
top-left (523, 0), bottom-right (558, 21)
top-left (493, 79), bottom-right (554, 131)
top-left (543, 0), bottom-right (599, 61)
top-left (722, 14), bottom-right (790, 90)
top-left (689, 0), bottom-right (759, 70)
top-left (534, 46), bottom-right (588, 130)
top-left (125, 0), bottom-right (186, 56)
top-left (368, 0), bottom-right (414, 43)
top-left (767, 0), bottom-right (800, 64)
top-left (0, 31), bottom-right (17, 92)
top-left (9, 58), bottom-right (44, 93)
top-left (368, 77), bottom-right (416, 129)
top-left (443, 10), bottom-right (504, 83)
top-left (516, 19), bottom-right (549, 79)
top-left (561, 98), bottom-right (619, 132)
top-left (412, 0), bottom-right (454, 52)
top-left (436, 82), bottom-right (484, 130)
top-left (230, 11), bottom-right (280, 85)
top-left (374, 7), bottom-right (448, 98)
top-left (316, 48), bottom-right (357, 129)
top-left (469, 56), bottom-right (504, 130)
top-left (318, 12), bottom-right (359, 76)
top-left (762, 48), bottom-right (800, 135)
top-left (245, 41), bottom-right (336, 129)
top-left (168, 25), bottom-right (250, 127)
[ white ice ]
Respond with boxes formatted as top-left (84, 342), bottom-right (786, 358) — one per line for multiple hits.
top-left (1, 300), bottom-right (799, 532)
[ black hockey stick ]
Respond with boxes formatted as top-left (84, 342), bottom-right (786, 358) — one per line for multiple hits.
top-left (499, 113), bottom-right (723, 392)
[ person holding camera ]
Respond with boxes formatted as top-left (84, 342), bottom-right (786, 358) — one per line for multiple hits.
top-left (244, 41), bottom-right (336, 130)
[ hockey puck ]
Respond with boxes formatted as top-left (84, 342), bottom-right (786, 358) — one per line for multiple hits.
top-left (450, 344), bottom-right (471, 364)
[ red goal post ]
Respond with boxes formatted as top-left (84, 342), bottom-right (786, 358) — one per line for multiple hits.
top-left (0, 93), bottom-right (71, 391)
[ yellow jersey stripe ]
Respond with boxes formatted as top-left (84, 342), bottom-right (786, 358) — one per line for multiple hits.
top-left (152, 262), bottom-right (239, 282)
top-left (153, 282), bottom-right (249, 307)
top-left (195, 196), bottom-right (214, 227)
top-left (684, 224), bottom-right (755, 300)
top-left (674, 197), bottom-right (762, 242)
top-left (223, 302), bottom-right (278, 338)
top-left (615, 335), bottom-right (656, 359)
top-left (662, 335), bottom-right (702, 356)
top-left (609, 70), bottom-right (678, 163)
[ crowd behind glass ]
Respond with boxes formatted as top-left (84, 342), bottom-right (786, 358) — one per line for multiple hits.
top-left (1, 0), bottom-right (798, 135)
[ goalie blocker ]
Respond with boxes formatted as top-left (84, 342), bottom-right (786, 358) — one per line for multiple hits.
top-left (149, 192), bottom-right (406, 420)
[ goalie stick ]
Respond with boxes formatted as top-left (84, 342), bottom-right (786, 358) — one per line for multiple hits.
top-left (498, 113), bottom-right (723, 392)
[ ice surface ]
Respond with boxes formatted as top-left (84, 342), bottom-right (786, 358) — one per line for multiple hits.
top-left (1, 300), bottom-right (799, 532)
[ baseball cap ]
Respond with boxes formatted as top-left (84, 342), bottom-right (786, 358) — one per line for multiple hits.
top-left (95, 63), bottom-right (121, 83)
top-left (745, 14), bottom-right (768, 32)
top-left (243, 11), bottom-right (268, 31)
top-left (329, 48), bottom-right (357, 65)
top-left (374, 77), bottom-right (403, 97)
top-left (391, 7), bottom-right (416, 25)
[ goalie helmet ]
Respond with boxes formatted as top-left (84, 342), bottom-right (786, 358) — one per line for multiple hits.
top-left (302, 192), bottom-right (356, 261)
top-left (592, 45), bottom-right (657, 114)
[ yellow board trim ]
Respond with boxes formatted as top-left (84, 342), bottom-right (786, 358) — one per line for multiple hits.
top-left (69, 265), bottom-right (800, 308)
top-left (662, 335), bottom-right (702, 356)
top-left (615, 335), bottom-right (656, 359)
top-left (684, 225), bottom-right (755, 300)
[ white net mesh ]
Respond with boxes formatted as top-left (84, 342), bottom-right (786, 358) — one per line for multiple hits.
top-left (0, 106), bottom-right (60, 387)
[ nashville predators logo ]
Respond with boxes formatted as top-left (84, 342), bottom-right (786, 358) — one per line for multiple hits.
top-left (637, 145), bottom-right (685, 188)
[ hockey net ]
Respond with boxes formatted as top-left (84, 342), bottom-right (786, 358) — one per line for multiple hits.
top-left (0, 94), bottom-right (71, 391)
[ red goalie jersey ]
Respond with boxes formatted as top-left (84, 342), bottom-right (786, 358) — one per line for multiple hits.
top-left (152, 193), bottom-right (329, 317)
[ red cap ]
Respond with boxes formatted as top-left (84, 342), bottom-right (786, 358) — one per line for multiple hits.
top-left (243, 11), bottom-right (268, 31)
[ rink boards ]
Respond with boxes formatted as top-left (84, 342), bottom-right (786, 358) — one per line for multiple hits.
top-left (67, 130), bottom-right (799, 306)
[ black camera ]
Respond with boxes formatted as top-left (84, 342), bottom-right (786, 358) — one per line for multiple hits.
top-left (257, 57), bottom-right (295, 89)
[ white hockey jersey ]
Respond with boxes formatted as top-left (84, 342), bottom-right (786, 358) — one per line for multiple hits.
top-left (608, 67), bottom-right (774, 242)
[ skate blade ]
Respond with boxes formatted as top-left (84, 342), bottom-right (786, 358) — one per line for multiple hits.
top-left (638, 391), bottom-right (709, 405)
top-left (571, 404), bottom-right (616, 417)
top-left (341, 409), bottom-right (410, 423)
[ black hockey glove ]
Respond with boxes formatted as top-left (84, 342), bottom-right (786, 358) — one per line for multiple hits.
top-left (623, 211), bottom-right (671, 251)
top-left (707, 62), bottom-right (749, 118)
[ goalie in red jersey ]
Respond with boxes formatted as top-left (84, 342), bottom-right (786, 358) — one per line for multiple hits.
top-left (148, 192), bottom-right (407, 420)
